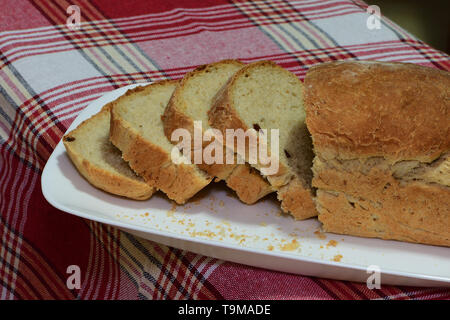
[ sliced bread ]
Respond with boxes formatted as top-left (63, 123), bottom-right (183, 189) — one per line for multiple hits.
top-left (110, 80), bottom-right (212, 204)
top-left (63, 105), bottom-right (155, 200)
top-left (208, 60), bottom-right (316, 219)
top-left (163, 60), bottom-right (273, 204)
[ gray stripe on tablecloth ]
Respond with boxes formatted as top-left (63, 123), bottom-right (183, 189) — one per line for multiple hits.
top-left (229, 1), bottom-right (307, 67)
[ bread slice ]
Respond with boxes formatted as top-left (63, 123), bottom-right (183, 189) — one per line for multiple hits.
top-left (63, 105), bottom-right (155, 200)
top-left (208, 60), bottom-right (316, 219)
top-left (110, 80), bottom-right (212, 204)
top-left (304, 61), bottom-right (450, 247)
top-left (163, 60), bottom-right (273, 204)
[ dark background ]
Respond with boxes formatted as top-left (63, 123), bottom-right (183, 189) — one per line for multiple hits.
top-left (368, 0), bottom-right (450, 53)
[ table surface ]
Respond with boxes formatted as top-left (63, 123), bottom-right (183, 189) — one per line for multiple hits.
top-left (0, 0), bottom-right (449, 300)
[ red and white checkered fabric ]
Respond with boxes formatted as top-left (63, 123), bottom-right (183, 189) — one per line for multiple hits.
top-left (0, 0), bottom-right (448, 299)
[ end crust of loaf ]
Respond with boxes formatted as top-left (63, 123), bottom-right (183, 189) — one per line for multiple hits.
top-left (162, 60), bottom-right (273, 204)
top-left (305, 61), bottom-right (450, 247)
top-left (109, 81), bottom-right (212, 204)
top-left (63, 106), bottom-right (155, 200)
top-left (208, 60), bottom-right (316, 219)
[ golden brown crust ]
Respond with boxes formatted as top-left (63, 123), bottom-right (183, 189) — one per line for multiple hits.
top-left (208, 60), bottom-right (316, 219)
top-left (305, 61), bottom-right (450, 246)
top-left (162, 60), bottom-right (273, 204)
top-left (316, 180), bottom-right (450, 247)
top-left (277, 177), bottom-right (317, 220)
top-left (109, 82), bottom-right (212, 204)
top-left (63, 108), bottom-right (155, 200)
top-left (225, 164), bottom-right (273, 204)
top-left (304, 61), bottom-right (450, 162)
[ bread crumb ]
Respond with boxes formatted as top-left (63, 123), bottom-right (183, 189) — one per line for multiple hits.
top-left (190, 230), bottom-right (216, 238)
top-left (326, 240), bottom-right (338, 248)
top-left (166, 203), bottom-right (177, 217)
top-left (333, 254), bottom-right (343, 262)
top-left (314, 230), bottom-right (327, 240)
top-left (259, 222), bottom-right (267, 226)
top-left (280, 239), bottom-right (300, 251)
top-left (267, 245), bottom-right (274, 251)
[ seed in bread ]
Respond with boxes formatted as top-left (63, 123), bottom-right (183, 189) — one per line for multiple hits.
top-left (304, 60), bottom-right (450, 247)
top-left (63, 105), bottom-right (155, 200)
top-left (208, 60), bottom-right (316, 220)
top-left (109, 80), bottom-right (212, 204)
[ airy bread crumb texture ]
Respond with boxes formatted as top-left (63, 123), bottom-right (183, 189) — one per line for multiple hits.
top-left (163, 60), bottom-right (274, 204)
top-left (110, 81), bottom-right (212, 204)
top-left (209, 61), bottom-right (316, 219)
top-left (63, 105), bottom-right (155, 200)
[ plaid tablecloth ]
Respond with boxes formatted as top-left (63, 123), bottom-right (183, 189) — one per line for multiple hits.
top-left (0, 0), bottom-right (449, 300)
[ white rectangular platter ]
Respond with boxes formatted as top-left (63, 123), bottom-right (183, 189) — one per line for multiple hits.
top-left (42, 83), bottom-right (450, 287)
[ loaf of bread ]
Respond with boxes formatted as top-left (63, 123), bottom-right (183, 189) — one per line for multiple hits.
top-left (304, 61), bottom-right (450, 246)
top-left (63, 105), bottom-right (155, 200)
top-left (209, 61), bottom-right (316, 219)
top-left (163, 60), bottom-right (273, 204)
top-left (109, 81), bottom-right (212, 204)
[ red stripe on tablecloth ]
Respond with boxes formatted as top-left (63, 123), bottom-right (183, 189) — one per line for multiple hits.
top-left (0, 141), bottom-right (34, 299)
top-left (100, 224), bottom-right (120, 300)
top-left (163, 248), bottom-right (186, 299)
top-left (0, 72), bottom-right (68, 173)
top-left (157, 247), bottom-right (186, 299)
top-left (63, 0), bottom-right (158, 76)
top-left (85, 221), bottom-right (105, 300)
top-left (28, 0), bottom-right (127, 84)
top-left (338, 281), bottom-right (370, 299)
top-left (0, 1), bottom-right (358, 48)
top-left (18, 241), bottom-right (74, 299)
top-left (0, 3), bottom-right (364, 66)
top-left (183, 255), bottom-right (208, 299)
top-left (280, 0), bottom-right (359, 62)
top-left (190, 255), bottom-right (223, 300)
top-left (3, 221), bottom-right (76, 300)
top-left (85, 221), bottom-right (103, 300)
top-left (0, 222), bottom-right (37, 299)
top-left (317, 278), bottom-right (355, 299)
top-left (77, 221), bottom-right (97, 299)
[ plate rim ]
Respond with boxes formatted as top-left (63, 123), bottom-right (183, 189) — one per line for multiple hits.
top-left (41, 84), bottom-right (450, 286)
